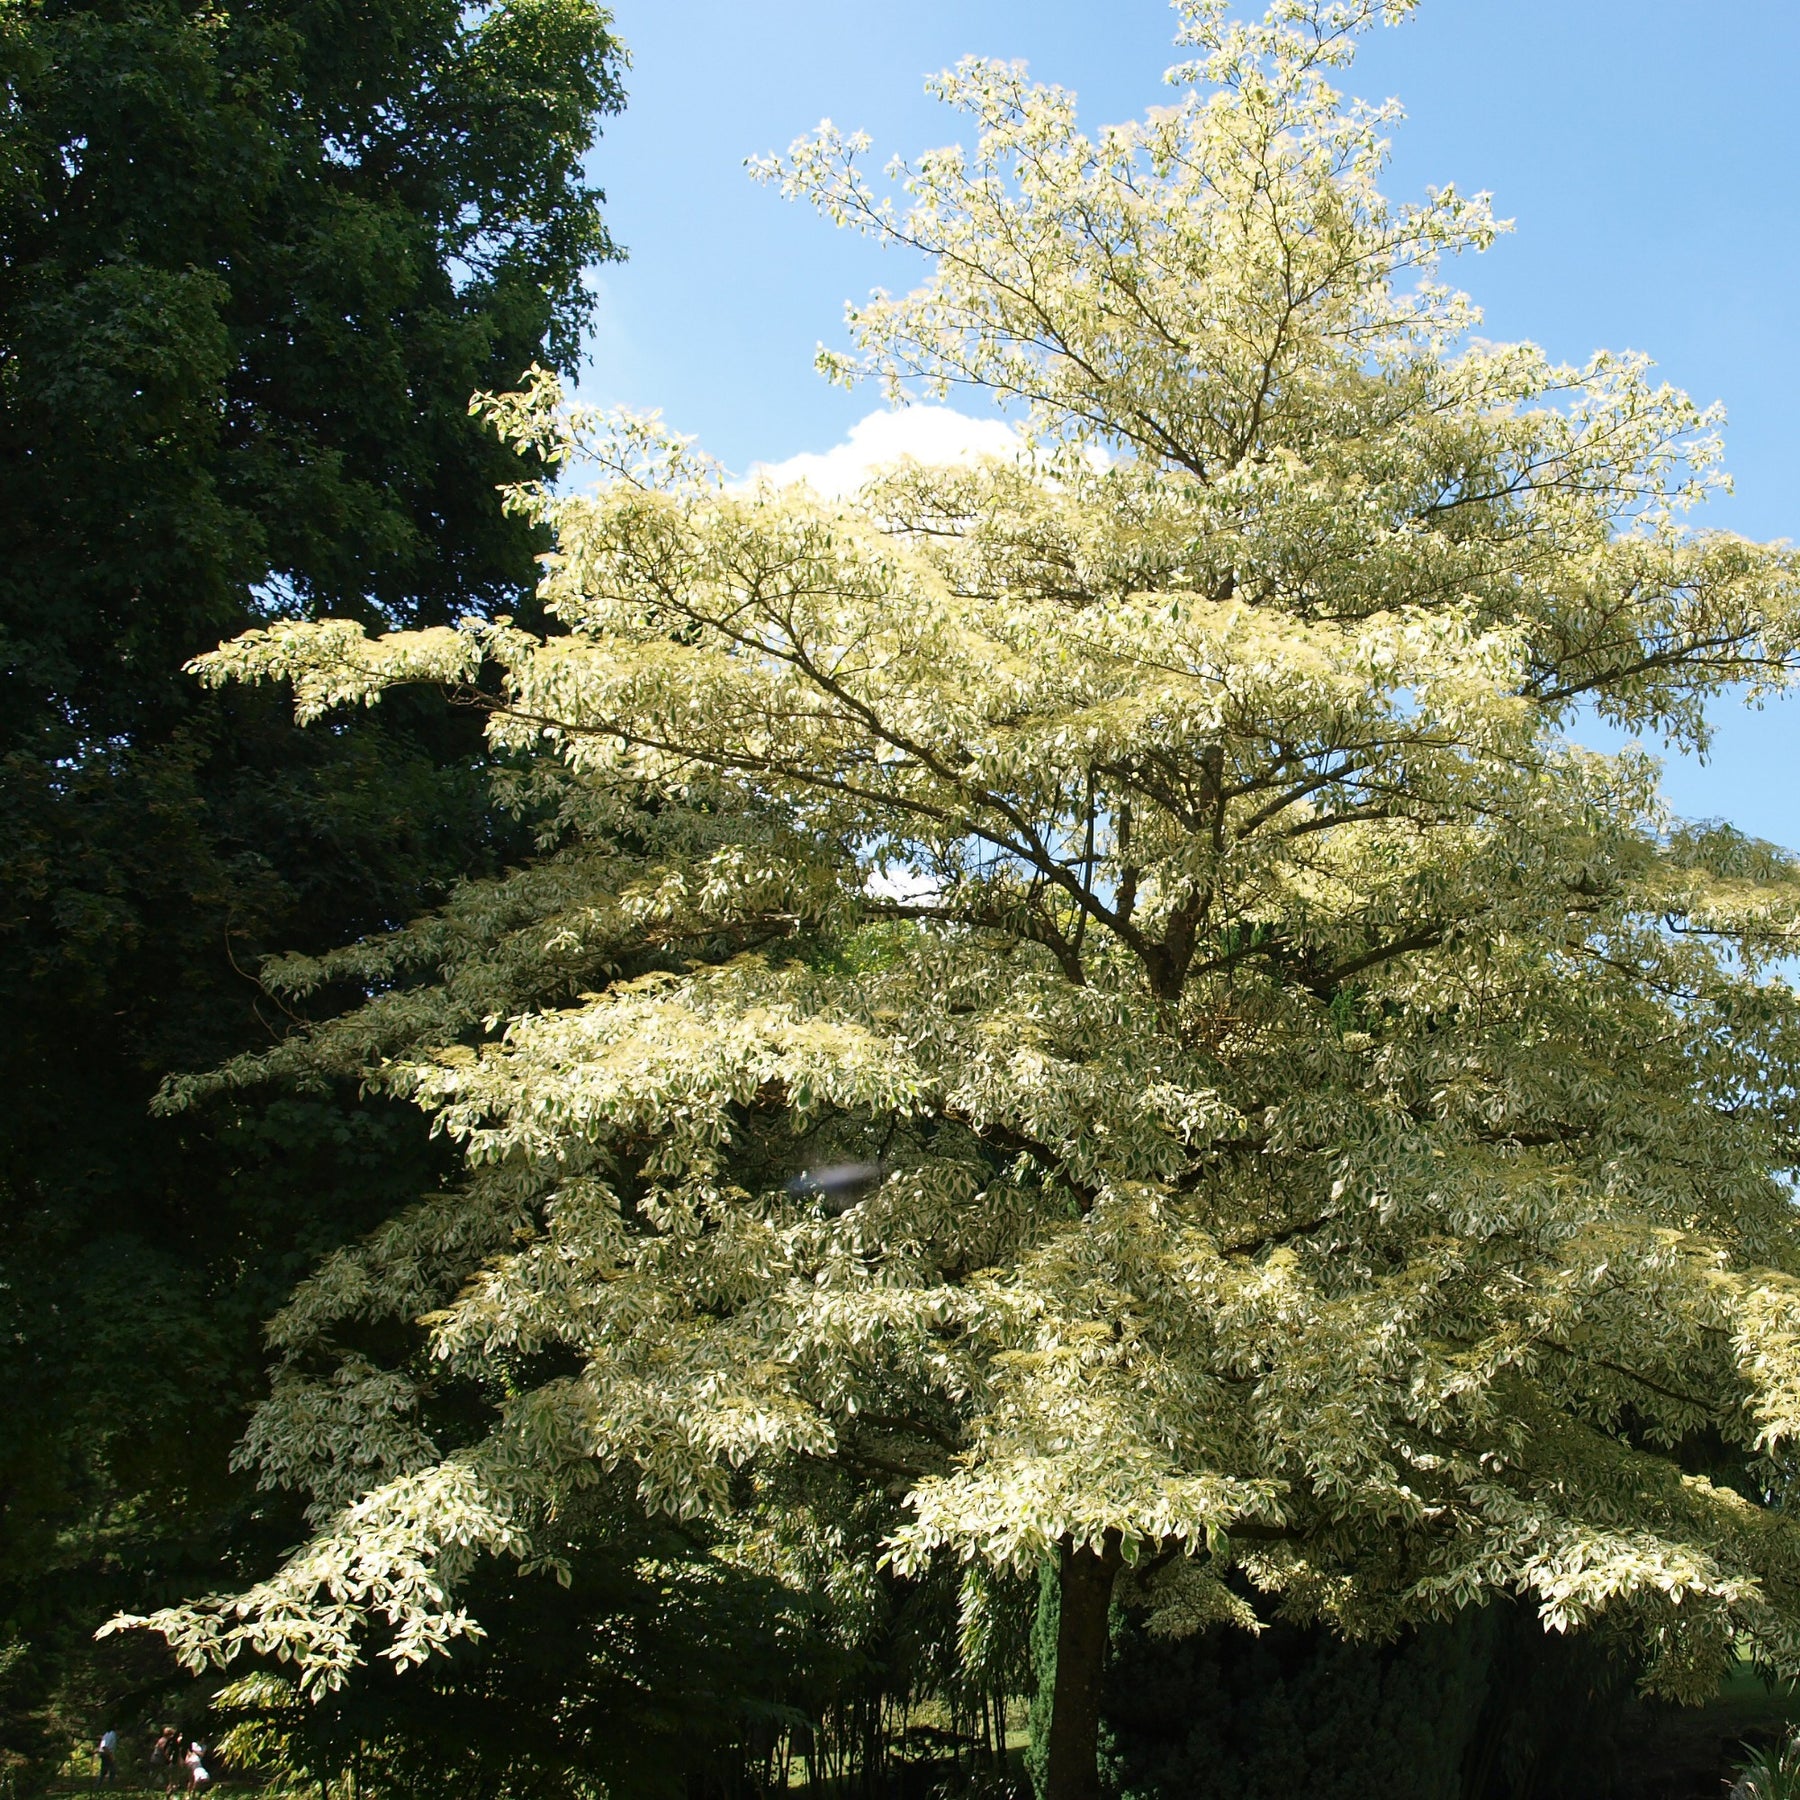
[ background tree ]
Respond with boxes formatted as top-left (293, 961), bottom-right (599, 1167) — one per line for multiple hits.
top-left (1092, 1601), bottom-right (1641, 1800)
top-left (0, 0), bottom-right (623, 1768)
top-left (121, 4), bottom-right (1800, 1800)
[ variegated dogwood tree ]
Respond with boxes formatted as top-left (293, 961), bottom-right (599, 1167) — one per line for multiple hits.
top-left (117, 4), bottom-right (1800, 1796)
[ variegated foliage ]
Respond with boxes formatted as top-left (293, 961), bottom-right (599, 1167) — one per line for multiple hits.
top-left (115, 0), bottom-right (1800, 1710)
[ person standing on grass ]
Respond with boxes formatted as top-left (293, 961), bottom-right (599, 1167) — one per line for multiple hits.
top-left (149, 1726), bottom-right (181, 1793)
top-left (95, 1728), bottom-right (117, 1786)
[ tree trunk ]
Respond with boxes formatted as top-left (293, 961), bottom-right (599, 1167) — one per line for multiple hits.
top-left (1044, 1531), bottom-right (1123, 1800)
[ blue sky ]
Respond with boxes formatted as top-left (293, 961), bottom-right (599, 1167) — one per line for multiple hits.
top-left (581, 0), bottom-right (1800, 843)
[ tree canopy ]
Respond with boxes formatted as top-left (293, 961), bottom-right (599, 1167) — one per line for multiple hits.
top-left (124, 5), bottom-right (1800, 1798)
top-left (0, 0), bottom-right (621, 749)
top-left (0, 0), bottom-right (624, 1766)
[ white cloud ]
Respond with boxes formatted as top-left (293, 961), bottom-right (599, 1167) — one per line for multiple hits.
top-left (864, 861), bottom-right (942, 907)
top-left (749, 406), bottom-right (1021, 498)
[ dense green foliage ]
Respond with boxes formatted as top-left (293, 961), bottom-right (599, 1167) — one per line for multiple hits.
top-left (1102, 1611), bottom-right (1491, 1800)
top-left (0, 0), bottom-right (624, 1772)
top-left (0, 0), bottom-right (620, 742)
top-left (1097, 1604), bottom-right (1639, 1800)
top-left (1033, 1580), bottom-right (1634, 1800)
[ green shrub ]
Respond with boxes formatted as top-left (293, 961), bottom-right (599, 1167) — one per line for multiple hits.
top-left (1097, 1611), bottom-right (1490, 1800)
top-left (1733, 1735), bottom-right (1800, 1800)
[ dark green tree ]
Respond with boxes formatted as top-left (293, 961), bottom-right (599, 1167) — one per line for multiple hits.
top-left (1097, 1609), bottom-right (1495, 1800)
top-left (0, 0), bottom-right (624, 1770)
top-left (0, 0), bottom-right (622, 741)
top-left (1094, 1604), bottom-right (1641, 1800)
